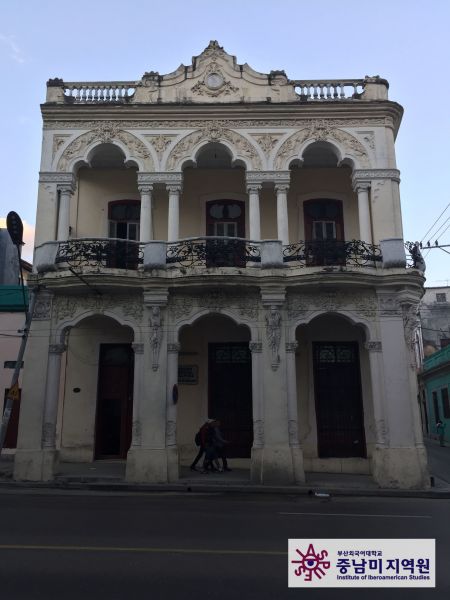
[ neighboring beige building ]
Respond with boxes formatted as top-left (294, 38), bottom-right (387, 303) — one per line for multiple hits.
top-left (14, 42), bottom-right (428, 488)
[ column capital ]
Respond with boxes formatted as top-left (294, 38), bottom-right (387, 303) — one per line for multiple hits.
top-left (249, 341), bottom-right (263, 353)
top-left (167, 184), bottom-right (182, 194)
top-left (167, 342), bottom-right (181, 353)
top-left (48, 343), bottom-right (66, 355)
top-left (57, 183), bottom-right (75, 195)
top-left (138, 184), bottom-right (153, 195)
top-left (246, 183), bottom-right (262, 194)
top-left (352, 169), bottom-right (400, 184)
top-left (132, 343), bottom-right (144, 354)
top-left (285, 341), bottom-right (298, 353)
top-left (352, 179), bottom-right (371, 192)
top-left (364, 341), bottom-right (382, 352)
top-left (274, 182), bottom-right (289, 193)
top-left (137, 171), bottom-right (183, 187)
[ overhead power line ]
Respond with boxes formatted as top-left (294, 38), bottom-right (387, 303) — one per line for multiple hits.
top-left (420, 202), bottom-right (450, 244)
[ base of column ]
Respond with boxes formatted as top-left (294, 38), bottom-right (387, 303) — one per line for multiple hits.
top-left (291, 446), bottom-right (306, 483)
top-left (13, 448), bottom-right (58, 482)
top-left (125, 447), bottom-right (169, 483)
top-left (166, 446), bottom-right (179, 482)
top-left (259, 444), bottom-right (298, 485)
top-left (372, 446), bottom-right (430, 489)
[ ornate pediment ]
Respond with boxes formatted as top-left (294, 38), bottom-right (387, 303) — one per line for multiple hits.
top-left (133, 41), bottom-right (298, 104)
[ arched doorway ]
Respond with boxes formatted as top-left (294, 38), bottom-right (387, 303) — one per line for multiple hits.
top-left (60, 315), bottom-right (134, 462)
top-left (296, 314), bottom-right (373, 465)
top-left (177, 313), bottom-right (253, 465)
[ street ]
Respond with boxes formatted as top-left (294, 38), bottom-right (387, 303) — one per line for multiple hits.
top-left (0, 490), bottom-right (448, 599)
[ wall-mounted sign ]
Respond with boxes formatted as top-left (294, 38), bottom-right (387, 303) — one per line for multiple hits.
top-left (178, 365), bottom-right (198, 385)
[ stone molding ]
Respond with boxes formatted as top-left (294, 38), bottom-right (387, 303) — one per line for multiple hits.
top-left (364, 341), bottom-right (382, 352)
top-left (137, 172), bottom-right (183, 186)
top-left (39, 172), bottom-right (76, 186)
top-left (285, 341), bottom-right (298, 353)
top-left (53, 294), bottom-right (144, 324)
top-left (48, 343), bottom-right (66, 355)
top-left (167, 342), bottom-right (181, 353)
top-left (249, 342), bottom-right (262, 353)
top-left (288, 290), bottom-right (377, 319)
top-left (33, 294), bottom-right (53, 321)
top-left (169, 290), bottom-right (259, 320)
top-left (132, 343), bottom-right (144, 354)
top-left (246, 170), bottom-right (290, 185)
top-left (353, 169), bottom-right (400, 183)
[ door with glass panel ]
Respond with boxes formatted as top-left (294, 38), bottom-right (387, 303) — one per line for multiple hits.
top-left (205, 200), bottom-right (245, 267)
top-left (108, 200), bottom-right (140, 268)
top-left (303, 199), bottom-right (345, 265)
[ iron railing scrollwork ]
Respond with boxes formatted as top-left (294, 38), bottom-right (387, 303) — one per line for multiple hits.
top-left (55, 239), bottom-right (143, 270)
top-left (166, 237), bottom-right (261, 268)
top-left (283, 240), bottom-right (382, 268)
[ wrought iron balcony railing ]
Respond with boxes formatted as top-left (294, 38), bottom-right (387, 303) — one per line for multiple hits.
top-left (55, 238), bottom-right (143, 270)
top-left (283, 240), bottom-right (382, 268)
top-left (166, 237), bottom-right (261, 268)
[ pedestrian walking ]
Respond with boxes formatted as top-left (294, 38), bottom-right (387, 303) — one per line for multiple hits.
top-left (190, 420), bottom-right (210, 471)
top-left (212, 419), bottom-right (232, 472)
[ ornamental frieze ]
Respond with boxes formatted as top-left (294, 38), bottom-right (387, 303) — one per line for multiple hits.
top-left (53, 294), bottom-right (143, 323)
top-left (168, 291), bottom-right (259, 320)
top-left (166, 124), bottom-right (262, 170)
top-left (275, 123), bottom-right (370, 169)
top-left (44, 117), bottom-right (386, 131)
top-left (287, 290), bottom-right (377, 319)
top-left (57, 127), bottom-right (154, 171)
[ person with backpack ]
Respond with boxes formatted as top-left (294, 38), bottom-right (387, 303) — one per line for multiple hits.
top-left (190, 420), bottom-right (212, 471)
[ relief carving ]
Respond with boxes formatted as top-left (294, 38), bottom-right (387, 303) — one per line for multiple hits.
top-left (150, 306), bottom-right (163, 371)
top-left (287, 291), bottom-right (377, 319)
top-left (266, 306), bottom-right (281, 370)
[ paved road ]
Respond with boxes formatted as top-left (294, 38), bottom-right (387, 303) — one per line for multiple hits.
top-left (0, 490), bottom-right (448, 599)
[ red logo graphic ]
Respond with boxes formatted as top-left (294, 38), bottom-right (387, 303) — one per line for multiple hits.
top-left (291, 543), bottom-right (331, 581)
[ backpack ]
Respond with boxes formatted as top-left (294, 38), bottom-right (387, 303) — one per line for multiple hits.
top-left (194, 430), bottom-right (202, 446)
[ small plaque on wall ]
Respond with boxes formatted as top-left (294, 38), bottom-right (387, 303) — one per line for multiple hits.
top-left (178, 365), bottom-right (198, 385)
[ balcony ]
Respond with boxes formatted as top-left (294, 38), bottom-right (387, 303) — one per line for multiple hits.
top-left (32, 236), bottom-right (401, 275)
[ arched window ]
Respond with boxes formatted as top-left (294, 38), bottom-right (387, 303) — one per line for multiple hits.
top-left (108, 200), bottom-right (140, 240)
top-left (206, 200), bottom-right (245, 238)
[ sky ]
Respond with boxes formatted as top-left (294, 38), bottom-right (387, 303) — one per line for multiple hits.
top-left (0, 0), bottom-right (449, 285)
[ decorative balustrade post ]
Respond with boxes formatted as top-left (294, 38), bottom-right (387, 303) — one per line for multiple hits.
top-left (57, 183), bottom-right (75, 241)
top-left (138, 185), bottom-right (153, 243)
top-left (247, 184), bottom-right (261, 241)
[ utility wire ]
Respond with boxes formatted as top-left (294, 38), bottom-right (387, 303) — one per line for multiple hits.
top-left (421, 203), bottom-right (450, 243)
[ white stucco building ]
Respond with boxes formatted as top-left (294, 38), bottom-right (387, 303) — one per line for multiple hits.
top-left (14, 41), bottom-right (428, 488)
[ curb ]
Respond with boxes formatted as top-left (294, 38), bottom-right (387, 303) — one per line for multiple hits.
top-left (1, 478), bottom-right (450, 499)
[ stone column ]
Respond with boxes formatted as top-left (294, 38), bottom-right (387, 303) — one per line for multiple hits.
top-left (275, 183), bottom-right (289, 245)
top-left (129, 343), bottom-right (144, 449)
top-left (373, 291), bottom-right (429, 489)
top-left (167, 184), bottom-right (181, 241)
top-left (249, 341), bottom-right (264, 482)
top-left (138, 185), bottom-right (153, 242)
top-left (247, 184), bottom-right (261, 240)
top-left (365, 341), bottom-right (389, 450)
top-left (42, 343), bottom-right (66, 452)
top-left (56, 184), bottom-right (74, 240)
top-left (353, 181), bottom-right (372, 244)
top-left (285, 341), bottom-right (305, 482)
top-left (166, 342), bottom-right (180, 482)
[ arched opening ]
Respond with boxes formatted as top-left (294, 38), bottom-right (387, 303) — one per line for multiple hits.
top-left (177, 313), bottom-right (252, 472)
top-left (181, 142), bottom-right (247, 239)
top-left (290, 140), bottom-right (356, 244)
top-left (60, 315), bottom-right (134, 462)
top-left (74, 143), bottom-right (139, 240)
top-left (295, 313), bottom-right (374, 471)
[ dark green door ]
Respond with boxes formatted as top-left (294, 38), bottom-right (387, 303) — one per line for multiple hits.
top-left (208, 342), bottom-right (253, 457)
top-left (313, 342), bottom-right (366, 458)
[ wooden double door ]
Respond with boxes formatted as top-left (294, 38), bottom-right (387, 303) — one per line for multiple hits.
top-left (208, 342), bottom-right (253, 458)
top-left (95, 344), bottom-right (134, 459)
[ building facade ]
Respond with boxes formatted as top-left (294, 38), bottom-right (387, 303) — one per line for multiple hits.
top-left (14, 42), bottom-right (428, 488)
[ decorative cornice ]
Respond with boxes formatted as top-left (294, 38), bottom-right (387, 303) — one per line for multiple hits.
top-left (137, 172), bottom-right (183, 186)
top-left (39, 172), bottom-right (76, 186)
top-left (353, 169), bottom-right (400, 183)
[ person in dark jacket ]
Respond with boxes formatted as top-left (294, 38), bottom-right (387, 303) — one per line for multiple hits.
top-left (212, 419), bottom-right (232, 472)
top-left (190, 420), bottom-right (211, 471)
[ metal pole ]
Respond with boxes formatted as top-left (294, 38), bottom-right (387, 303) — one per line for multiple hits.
top-left (0, 288), bottom-right (37, 455)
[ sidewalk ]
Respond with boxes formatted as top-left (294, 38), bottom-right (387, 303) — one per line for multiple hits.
top-left (1, 452), bottom-right (449, 497)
